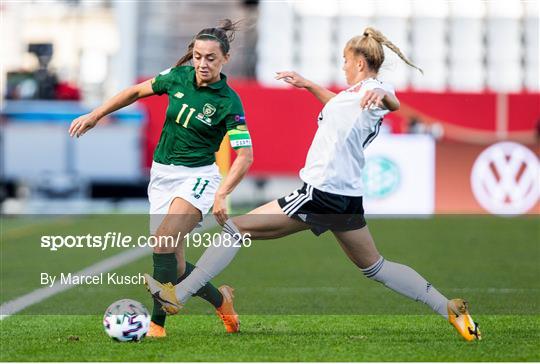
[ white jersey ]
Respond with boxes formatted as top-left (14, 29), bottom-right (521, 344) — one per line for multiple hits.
top-left (299, 78), bottom-right (395, 197)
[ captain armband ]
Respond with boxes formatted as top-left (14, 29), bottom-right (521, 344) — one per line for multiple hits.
top-left (227, 125), bottom-right (252, 149)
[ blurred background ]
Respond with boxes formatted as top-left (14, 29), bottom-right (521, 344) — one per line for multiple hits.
top-left (1, 0), bottom-right (539, 216)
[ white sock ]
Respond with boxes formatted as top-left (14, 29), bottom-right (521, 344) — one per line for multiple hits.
top-left (363, 256), bottom-right (449, 319)
top-left (175, 220), bottom-right (243, 304)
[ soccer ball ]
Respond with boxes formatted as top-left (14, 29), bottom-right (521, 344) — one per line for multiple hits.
top-left (103, 299), bottom-right (150, 342)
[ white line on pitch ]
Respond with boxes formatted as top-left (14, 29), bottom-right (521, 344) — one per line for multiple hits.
top-left (0, 247), bottom-right (152, 320)
top-left (0, 218), bottom-right (219, 320)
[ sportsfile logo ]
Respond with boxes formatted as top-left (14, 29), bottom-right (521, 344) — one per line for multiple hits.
top-left (40, 232), bottom-right (252, 251)
top-left (470, 142), bottom-right (540, 215)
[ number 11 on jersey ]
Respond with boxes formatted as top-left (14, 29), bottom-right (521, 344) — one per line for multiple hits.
top-left (175, 103), bottom-right (196, 128)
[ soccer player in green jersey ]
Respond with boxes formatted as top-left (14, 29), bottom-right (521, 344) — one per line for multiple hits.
top-left (69, 19), bottom-right (252, 337)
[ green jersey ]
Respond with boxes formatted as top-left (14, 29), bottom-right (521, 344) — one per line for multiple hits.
top-left (151, 66), bottom-right (251, 167)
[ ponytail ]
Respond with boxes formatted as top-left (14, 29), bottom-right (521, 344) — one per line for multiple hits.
top-left (347, 27), bottom-right (423, 74)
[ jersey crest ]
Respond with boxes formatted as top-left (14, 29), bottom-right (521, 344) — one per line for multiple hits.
top-left (203, 103), bottom-right (217, 117)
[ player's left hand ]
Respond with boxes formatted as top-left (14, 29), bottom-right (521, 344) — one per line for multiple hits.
top-left (69, 112), bottom-right (99, 138)
top-left (213, 193), bottom-right (228, 226)
top-left (360, 88), bottom-right (386, 110)
top-left (275, 71), bottom-right (311, 88)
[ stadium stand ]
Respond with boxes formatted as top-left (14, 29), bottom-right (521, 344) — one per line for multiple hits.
top-left (256, 0), bottom-right (539, 92)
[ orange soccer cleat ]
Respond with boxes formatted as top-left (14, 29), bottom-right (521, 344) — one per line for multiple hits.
top-left (448, 298), bottom-right (482, 341)
top-left (215, 285), bottom-right (240, 333)
top-left (147, 321), bottom-right (167, 338)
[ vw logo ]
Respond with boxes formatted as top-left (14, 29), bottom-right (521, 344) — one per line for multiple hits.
top-left (363, 156), bottom-right (400, 199)
top-left (470, 142), bottom-right (539, 215)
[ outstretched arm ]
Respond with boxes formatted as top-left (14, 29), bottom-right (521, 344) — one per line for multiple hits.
top-left (69, 79), bottom-right (155, 137)
top-left (275, 71), bottom-right (336, 105)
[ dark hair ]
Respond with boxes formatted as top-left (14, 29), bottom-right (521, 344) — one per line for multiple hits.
top-left (175, 19), bottom-right (239, 67)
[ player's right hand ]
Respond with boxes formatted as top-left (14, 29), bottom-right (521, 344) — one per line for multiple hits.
top-left (69, 113), bottom-right (99, 138)
top-left (212, 193), bottom-right (229, 226)
top-left (275, 71), bottom-right (310, 88)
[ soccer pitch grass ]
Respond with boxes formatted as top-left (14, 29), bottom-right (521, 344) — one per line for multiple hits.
top-left (1, 215), bottom-right (539, 361)
top-left (2, 314), bottom-right (539, 361)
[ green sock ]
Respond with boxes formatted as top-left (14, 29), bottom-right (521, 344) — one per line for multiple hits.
top-left (178, 261), bottom-right (223, 308)
top-left (150, 253), bottom-right (177, 327)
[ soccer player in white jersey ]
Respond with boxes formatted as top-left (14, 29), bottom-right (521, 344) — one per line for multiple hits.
top-left (145, 27), bottom-right (481, 341)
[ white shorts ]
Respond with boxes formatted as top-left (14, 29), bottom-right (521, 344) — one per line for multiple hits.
top-left (148, 161), bottom-right (221, 234)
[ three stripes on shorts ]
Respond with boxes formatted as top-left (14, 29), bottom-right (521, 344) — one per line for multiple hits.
top-left (281, 185), bottom-right (314, 216)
